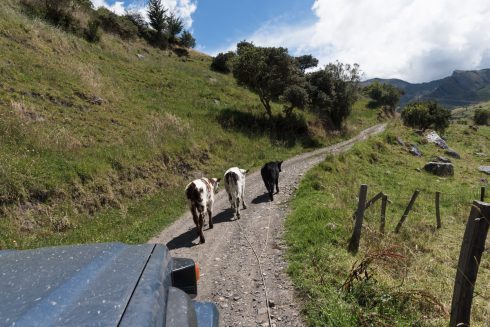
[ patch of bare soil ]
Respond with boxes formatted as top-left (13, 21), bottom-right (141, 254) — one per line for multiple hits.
top-left (150, 124), bottom-right (386, 327)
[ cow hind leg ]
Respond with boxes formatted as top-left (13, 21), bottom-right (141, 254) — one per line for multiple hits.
top-left (198, 213), bottom-right (205, 243)
top-left (275, 177), bottom-right (279, 194)
top-left (191, 206), bottom-right (199, 237)
top-left (207, 205), bottom-right (213, 229)
top-left (235, 198), bottom-right (240, 219)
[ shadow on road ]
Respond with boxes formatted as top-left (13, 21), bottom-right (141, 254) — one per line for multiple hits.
top-left (213, 208), bottom-right (235, 224)
top-left (166, 228), bottom-right (198, 250)
top-left (252, 193), bottom-right (270, 204)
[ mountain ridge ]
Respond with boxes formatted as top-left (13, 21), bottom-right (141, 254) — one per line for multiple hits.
top-left (362, 68), bottom-right (490, 108)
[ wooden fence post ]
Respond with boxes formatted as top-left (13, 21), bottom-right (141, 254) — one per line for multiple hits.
top-left (435, 191), bottom-right (441, 229)
top-left (348, 184), bottom-right (368, 254)
top-left (380, 194), bottom-right (387, 234)
top-left (395, 190), bottom-right (420, 233)
top-left (449, 201), bottom-right (490, 327)
top-left (481, 186), bottom-right (486, 202)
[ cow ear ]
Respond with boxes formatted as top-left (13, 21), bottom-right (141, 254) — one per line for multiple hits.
top-left (216, 178), bottom-right (221, 183)
top-left (240, 169), bottom-right (249, 174)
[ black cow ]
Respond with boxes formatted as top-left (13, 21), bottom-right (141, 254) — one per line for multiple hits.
top-left (260, 161), bottom-right (283, 201)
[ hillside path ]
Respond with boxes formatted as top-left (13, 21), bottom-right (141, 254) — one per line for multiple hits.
top-left (150, 123), bottom-right (386, 327)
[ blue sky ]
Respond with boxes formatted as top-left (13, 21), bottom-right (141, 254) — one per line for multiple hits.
top-left (192, 1), bottom-right (316, 54)
top-left (92, 0), bottom-right (490, 83)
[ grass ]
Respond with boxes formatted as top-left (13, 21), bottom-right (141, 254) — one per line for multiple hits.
top-left (285, 120), bottom-right (490, 326)
top-left (452, 100), bottom-right (490, 121)
top-left (0, 1), bottom-right (379, 250)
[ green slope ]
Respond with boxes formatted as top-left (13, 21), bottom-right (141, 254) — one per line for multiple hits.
top-left (286, 121), bottom-right (490, 326)
top-left (0, 1), bottom-right (378, 249)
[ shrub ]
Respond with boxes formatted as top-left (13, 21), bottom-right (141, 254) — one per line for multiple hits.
top-left (85, 19), bottom-right (101, 43)
top-left (210, 52), bottom-right (235, 73)
top-left (401, 101), bottom-right (450, 132)
top-left (95, 8), bottom-right (138, 40)
top-left (173, 47), bottom-right (189, 57)
top-left (179, 30), bottom-right (196, 48)
top-left (473, 108), bottom-right (490, 125)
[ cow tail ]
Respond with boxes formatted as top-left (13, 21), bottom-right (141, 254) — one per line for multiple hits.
top-left (225, 171), bottom-right (238, 185)
top-left (186, 183), bottom-right (202, 203)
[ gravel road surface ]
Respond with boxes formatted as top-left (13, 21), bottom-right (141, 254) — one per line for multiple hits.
top-left (150, 123), bottom-right (386, 327)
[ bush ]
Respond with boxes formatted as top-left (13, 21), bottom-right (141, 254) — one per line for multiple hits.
top-left (21, 0), bottom-right (84, 31)
top-left (85, 19), bottom-right (101, 43)
top-left (210, 52), bottom-right (235, 73)
top-left (401, 101), bottom-right (450, 132)
top-left (179, 30), bottom-right (196, 48)
top-left (95, 8), bottom-right (138, 40)
top-left (473, 108), bottom-right (490, 125)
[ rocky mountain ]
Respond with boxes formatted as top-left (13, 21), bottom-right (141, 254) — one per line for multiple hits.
top-left (362, 69), bottom-right (490, 108)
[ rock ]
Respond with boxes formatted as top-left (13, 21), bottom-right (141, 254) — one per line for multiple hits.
top-left (409, 145), bottom-right (422, 157)
top-left (426, 131), bottom-right (449, 149)
top-left (475, 152), bottom-right (486, 157)
top-left (431, 156), bottom-right (451, 163)
top-left (479, 166), bottom-right (490, 175)
top-left (136, 53), bottom-right (145, 59)
top-left (213, 99), bottom-right (220, 105)
top-left (424, 162), bottom-right (454, 176)
top-left (396, 137), bottom-right (405, 146)
top-left (445, 148), bottom-right (461, 159)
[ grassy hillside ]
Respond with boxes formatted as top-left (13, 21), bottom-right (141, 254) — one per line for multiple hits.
top-left (452, 100), bottom-right (490, 121)
top-left (0, 1), bottom-right (379, 250)
top-left (286, 121), bottom-right (490, 326)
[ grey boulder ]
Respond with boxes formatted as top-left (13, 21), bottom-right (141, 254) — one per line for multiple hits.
top-left (479, 166), bottom-right (490, 175)
top-left (424, 162), bottom-right (454, 176)
top-left (445, 149), bottom-right (461, 159)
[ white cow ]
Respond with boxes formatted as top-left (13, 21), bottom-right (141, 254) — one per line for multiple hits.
top-left (185, 177), bottom-right (220, 243)
top-left (224, 167), bottom-right (248, 219)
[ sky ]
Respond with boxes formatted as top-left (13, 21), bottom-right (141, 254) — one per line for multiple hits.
top-left (91, 0), bottom-right (490, 83)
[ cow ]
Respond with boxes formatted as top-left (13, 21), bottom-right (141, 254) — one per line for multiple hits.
top-left (260, 161), bottom-right (283, 201)
top-left (185, 177), bottom-right (220, 244)
top-left (224, 167), bottom-right (248, 219)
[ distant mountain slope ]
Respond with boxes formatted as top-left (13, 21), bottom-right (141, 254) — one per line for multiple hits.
top-left (362, 69), bottom-right (490, 108)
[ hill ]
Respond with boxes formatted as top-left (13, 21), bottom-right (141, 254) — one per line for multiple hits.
top-left (0, 1), bottom-right (378, 249)
top-left (363, 69), bottom-right (490, 108)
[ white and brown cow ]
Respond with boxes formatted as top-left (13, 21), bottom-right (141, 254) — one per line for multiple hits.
top-left (224, 167), bottom-right (248, 219)
top-left (185, 177), bottom-right (220, 243)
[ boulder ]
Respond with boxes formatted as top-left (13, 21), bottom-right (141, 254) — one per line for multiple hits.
top-left (424, 162), bottom-right (454, 176)
top-left (431, 156), bottom-right (451, 163)
top-left (445, 148), bottom-right (461, 159)
top-left (479, 166), bottom-right (490, 175)
top-left (409, 145), bottom-right (422, 157)
top-left (426, 131), bottom-right (449, 149)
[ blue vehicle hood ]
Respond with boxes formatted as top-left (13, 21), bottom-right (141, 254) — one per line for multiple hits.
top-left (0, 243), bottom-right (172, 327)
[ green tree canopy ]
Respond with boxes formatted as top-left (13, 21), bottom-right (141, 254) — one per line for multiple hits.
top-left (307, 62), bottom-right (360, 129)
top-left (365, 81), bottom-right (403, 116)
top-left (147, 0), bottom-right (168, 48)
top-left (295, 55), bottom-right (319, 73)
top-left (401, 101), bottom-right (451, 133)
top-left (232, 43), bottom-right (308, 118)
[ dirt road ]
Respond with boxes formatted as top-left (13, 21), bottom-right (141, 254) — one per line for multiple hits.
top-left (150, 124), bottom-right (386, 327)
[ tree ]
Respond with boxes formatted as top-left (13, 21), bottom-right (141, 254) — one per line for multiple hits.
top-left (147, 0), bottom-right (168, 48)
top-left (307, 62), bottom-right (360, 130)
top-left (365, 81), bottom-right (403, 116)
top-left (166, 13), bottom-right (184, 45)
top-left (401, 101), bottom-right (451, 132)
top-left (232, 43), bottom-right (308, 119)
top-left (211, 52), bottom-right (235, 73)
top-left (179, 30), bottom-right (196, 48)
top-left (125, 11), bottom-right (151, 40)
top-left (295, 55), bottom-right (319, 73)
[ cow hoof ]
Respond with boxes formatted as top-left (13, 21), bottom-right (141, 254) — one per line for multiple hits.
top-left (209, 225), bottom-right (214, 229)
top-left (243, 205), bottom-right (247, 209)
top-left (200, 238), bottom-right (206, 244)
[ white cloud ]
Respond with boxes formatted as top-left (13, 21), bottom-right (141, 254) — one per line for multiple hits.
top-left (221, 0), bottom-right (490, 82)
top-left (91, 0), bottom-right (197, 29)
